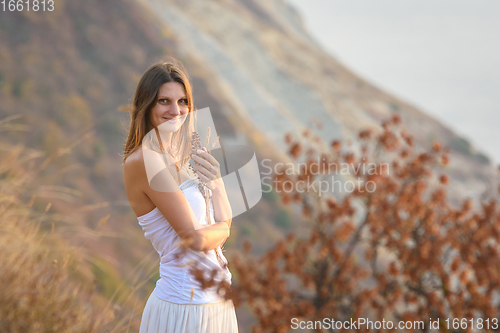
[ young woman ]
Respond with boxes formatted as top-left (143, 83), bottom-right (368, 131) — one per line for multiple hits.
top-left (122, 59), bottom-right (238, 332)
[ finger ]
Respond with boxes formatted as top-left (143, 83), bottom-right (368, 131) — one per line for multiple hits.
top-left (193, 152), bottom-right (219, 175)
top-left (192, 160), bottom-right (209, 177)
top-left (192, 154), bottom-right (213, 172)
top-left (196, 168), bottom-right (208, 181)
top-left (193, 158), bottom-right (219, 179)
top-left (195, 167), bottom-right (214, 184)
top-left (195, 150), bottom-right (219, 168)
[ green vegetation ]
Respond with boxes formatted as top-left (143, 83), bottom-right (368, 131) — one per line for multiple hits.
top-left (240, 222), bottom-right (258, 238)
top-left (388, 102), bottom-right (400, 112)
top-left (262, 188), bottom-right (279, 204)
top-left (450, 136), bottom-right (491, 165)
top-left (450, 136), bottom-right (472, 156)
top-left (91, 257), bottom-right (126, 300)
top-left (474, 152), bottom-right (490, 165)
top-left (274, 208), bottom-right (293, 229)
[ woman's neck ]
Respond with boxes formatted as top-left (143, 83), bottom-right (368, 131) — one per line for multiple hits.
top-left (157, 130), bottom-right (173, 145)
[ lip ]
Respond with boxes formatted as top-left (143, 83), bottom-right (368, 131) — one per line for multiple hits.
top-left (162, 117), bottom-right (178, 121)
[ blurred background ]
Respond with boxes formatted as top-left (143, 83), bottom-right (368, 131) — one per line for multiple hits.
top-left (0, 0), bottom-right (498, 331)
top-left (288, 0), bottom-right (500, 164)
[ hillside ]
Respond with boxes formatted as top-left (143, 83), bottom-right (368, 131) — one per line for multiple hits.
top-left (138, 0), bottom-right (497, 202)
top-left (0, 0), bottom-right (295, 330)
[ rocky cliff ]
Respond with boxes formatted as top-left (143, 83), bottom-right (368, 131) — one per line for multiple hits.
top-left (137, 0), bottom-right (497, 202)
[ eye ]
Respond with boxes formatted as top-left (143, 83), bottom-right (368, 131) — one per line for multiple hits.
top-left (158, 98), bottom-right (168, 104)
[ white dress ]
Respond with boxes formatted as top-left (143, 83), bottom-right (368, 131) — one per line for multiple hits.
top-left (137, 177), bottom-right (238, 333)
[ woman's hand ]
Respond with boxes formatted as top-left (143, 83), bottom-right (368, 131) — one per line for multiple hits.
top-left (191, 147), bottom-right (224, 192)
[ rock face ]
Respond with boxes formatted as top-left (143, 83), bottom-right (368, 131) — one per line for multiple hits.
top-left (137, 0), bottom-right (496, 202)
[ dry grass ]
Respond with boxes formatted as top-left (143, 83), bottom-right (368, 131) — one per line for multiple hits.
top-left (0, 141), bottom-right (113, 332)
top-left (0, 117), bottom-right (157, 332)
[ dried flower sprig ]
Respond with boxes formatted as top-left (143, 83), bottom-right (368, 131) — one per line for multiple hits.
top-left (189, 131), bottom-right (209, 207)
top-left (189, 129), bottom-right (226, 268)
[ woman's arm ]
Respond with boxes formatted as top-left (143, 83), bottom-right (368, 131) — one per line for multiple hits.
top-left (210, 183), bottom-right (232, 228)
top-left (128, 153), bottom-right (229, 252)
top-left (190, 219), bottom-right (229, 251)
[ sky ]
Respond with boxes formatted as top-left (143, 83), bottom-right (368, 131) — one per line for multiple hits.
top-left (286, 0), bottom-right (500, 164)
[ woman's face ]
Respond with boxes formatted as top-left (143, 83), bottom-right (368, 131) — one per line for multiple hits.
top-left (149, 81), bottom-right (189, 132)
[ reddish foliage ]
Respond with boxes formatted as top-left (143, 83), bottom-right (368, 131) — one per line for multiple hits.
top-left (191, 115), bottom-right (500, 332)
top-left (289, 143), bottom-right (302, 160)
top-left (439, 174), bottom-right (449, 185)
top-left (331, 140), bottom-right (341, 152)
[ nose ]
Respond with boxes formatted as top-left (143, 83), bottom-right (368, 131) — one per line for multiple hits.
top-left (170, 104), bottom-right (180, 116)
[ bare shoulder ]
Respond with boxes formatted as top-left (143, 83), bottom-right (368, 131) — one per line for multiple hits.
top-left (124, 146), bottom-right (182, 216)
top-left (124, 146), bottom-right (143, 168)
top-left (124, 146), bottom-right (176, 187)
top-left (123, 147), bottom-right (154, 216)
top-left (124, 148), bottom-right (145, 181)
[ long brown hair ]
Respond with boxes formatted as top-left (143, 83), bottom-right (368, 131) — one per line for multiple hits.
top-left (122, 58), bottom-right (196, 168)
